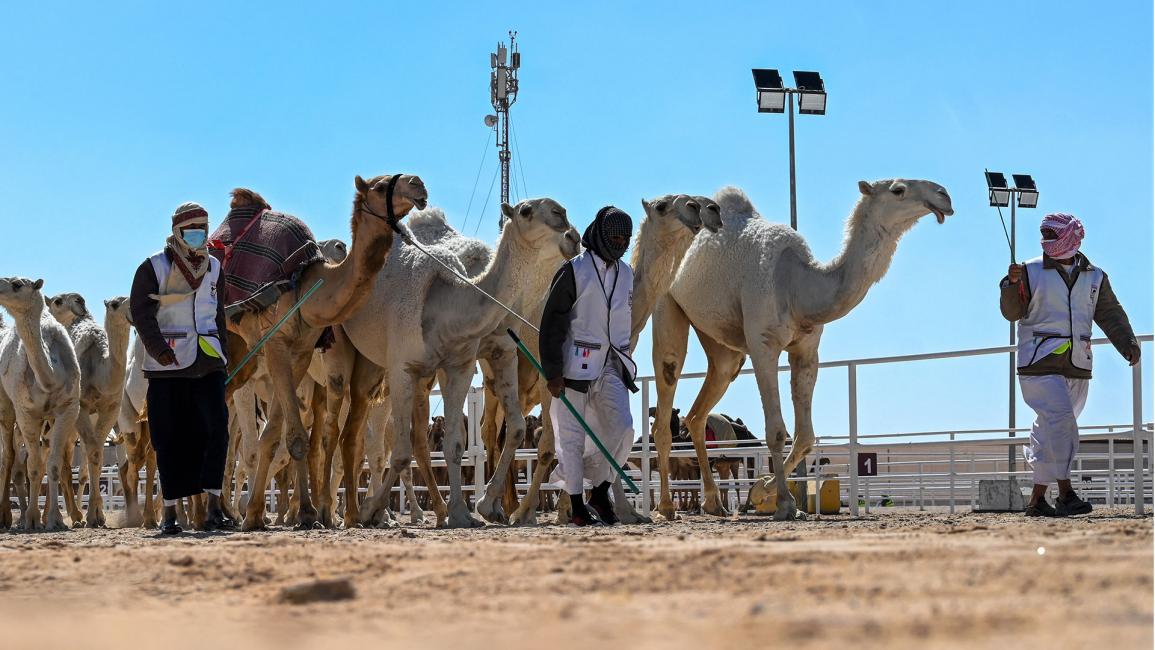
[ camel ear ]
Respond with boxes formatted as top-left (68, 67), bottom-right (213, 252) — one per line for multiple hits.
top-left (888, 181), bottom-right (907, 199)
top-left (355, 175), bottom-right (369, 194)
top-left (858, 180), bottom-right (873, 196)
top-left (500, 202), bottom-right (516, 221)
top-left (640, 198), bottom-right (651, 212)
top-left (32, 279), bottom-right (44, 291)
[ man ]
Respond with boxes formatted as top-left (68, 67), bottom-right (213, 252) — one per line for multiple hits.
top-left (540, 206), bottom-right (638, 526)
top-left (1001, 212), bottom-right (1140, 517)
top-left (130, 202), bottom-right (234, 534)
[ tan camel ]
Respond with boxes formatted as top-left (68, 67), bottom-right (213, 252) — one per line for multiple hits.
top-left (232, 174), bottom-right (426, 531)
top-left (47, 293), bottom-right (132, 527)
top-left (507, 194), bottom-right (720, 525)
top-left (343, 198), bottom-right (576, 528)
top-left (0, 278), bottom-right (82, 530)
top-left (649, 180), bottom-right (954, 521)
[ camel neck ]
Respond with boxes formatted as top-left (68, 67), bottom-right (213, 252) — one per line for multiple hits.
top-left (13, 301), bottom-right (60, 391)
top-left (797, 203), bottom-right (907, 325)
top-left (463, 227), bottom-right (537, 336)
top-left (630, 221), bottom-right (694, 340)
top-left (301, 209), bottom-right (393, 327)
top-left (105, 314), bottom-right (132, 379)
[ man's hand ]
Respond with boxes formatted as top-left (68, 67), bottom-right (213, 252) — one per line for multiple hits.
top-left (156, 349), bottom-right (178, 367)
top-left (1007, 263), bottom-right (1023, 284)
top-left (547, 377), bottom-right (565, 399)
top-left (1125, 345), bottom-right (1142, 367)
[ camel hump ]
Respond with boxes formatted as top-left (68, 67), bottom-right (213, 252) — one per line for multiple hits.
top-left (713, 186), bottom-right (756, 222)
top-left (407, 207), bottom-right (455, 244)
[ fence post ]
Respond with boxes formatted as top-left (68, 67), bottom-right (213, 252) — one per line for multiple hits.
top-left (918, 462), bottom-right (925, 511)
top-left (469, 387), bottom-right (484, 499)
top-left (1132, 360), bottom-right (1145, 515)
top-left (949, 432), bottom-right (956, 514)
top-left (640, 378), bottom-right (651, 513)
top-left (848, 364), bottom-right (859, 517)
top-left (1108, 438), bottom-right (1115, 508)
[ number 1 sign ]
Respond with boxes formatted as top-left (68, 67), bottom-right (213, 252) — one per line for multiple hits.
top-left (857, 452), bottom-right (878, 477)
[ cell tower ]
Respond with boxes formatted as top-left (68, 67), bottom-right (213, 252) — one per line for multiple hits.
top-left (486, 31), bottom-right (520, 229)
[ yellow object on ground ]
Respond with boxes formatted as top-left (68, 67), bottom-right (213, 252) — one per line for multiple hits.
top-left (750, 477), bottom-right (841, 515)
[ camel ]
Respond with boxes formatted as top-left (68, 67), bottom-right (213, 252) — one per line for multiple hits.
top-left (115, 336), bottom-right (162, 527)
top-left (0, 278), bottom-right (82, 530)
top-left (506, 193), bottom-right (721, 525)
top-left (46, 293), bottom-right (132, 527)
top-left (343, 197), bottom-right (577, 529)
top-left (231, 173), bottom-right (427, 531)
top-left (649, 180), bottom-right (954, 521)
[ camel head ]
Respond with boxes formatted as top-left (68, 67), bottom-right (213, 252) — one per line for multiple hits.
top-left (0, 277), bottom-right (46, 315)
top-left (641, 194), bottom-right (709, 236)
top-left (499, 198), bottom-right (580, 259)
top-left (103, 296), bottom-right (132, 326)
top-left (230, 188), bottom-right (271, 210)
top-left (47, 292), bottom-right (90, 326)
top-left (318, 238), bottom-right (348, 264)
top-left (354, 174), bottom-right (428, 227)
top-left (856, 179), bottom-right (954, 227)
top-left (690, 196), bottom-right (724, 233)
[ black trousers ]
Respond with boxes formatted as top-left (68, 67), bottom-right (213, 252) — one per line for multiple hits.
top-left (146, 371), bottom-right (229, 501)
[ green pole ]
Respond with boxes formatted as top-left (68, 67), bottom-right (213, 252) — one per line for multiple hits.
top-left (507, 328), bottom-right (640, 494)
top-left (225, 278), bottom-right (325, 385)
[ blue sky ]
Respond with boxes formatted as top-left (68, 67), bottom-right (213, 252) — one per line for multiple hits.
top-left (0, 2), bottom-right (1150, 440)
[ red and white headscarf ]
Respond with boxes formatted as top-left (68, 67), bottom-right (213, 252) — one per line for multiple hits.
top-left (1040, 212), bottom-right (1084, 260)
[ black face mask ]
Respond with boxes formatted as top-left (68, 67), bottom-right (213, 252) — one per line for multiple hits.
top-left (582, 206), bottom-right (632, 262)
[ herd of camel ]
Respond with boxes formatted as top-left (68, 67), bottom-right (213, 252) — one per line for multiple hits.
top-left (0, 172), bottom-right (955, 531)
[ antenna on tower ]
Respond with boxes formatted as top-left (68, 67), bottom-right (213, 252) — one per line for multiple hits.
top-left (487, 30), bottom-right (520, 230)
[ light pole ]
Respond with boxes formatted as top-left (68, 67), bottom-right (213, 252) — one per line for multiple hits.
top-left (986, 170), bottom-right (1040, 475)
top-left (752, 69), bottom-right (827, 231)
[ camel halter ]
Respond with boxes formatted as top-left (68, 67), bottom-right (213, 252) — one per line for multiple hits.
top-left (359, 173), bottom-right (404, 225)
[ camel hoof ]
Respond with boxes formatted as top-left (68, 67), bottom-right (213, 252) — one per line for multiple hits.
top-left (509, 508), bottom-right (538, 527)
top-left (409, 510), bottom-right (425, 526)
top-left (241, 516), bottom-right (268, 532)
top-left (654, 508), bottom-right (679, 523)
top-left (702, 497), bottom-right (730, 517)
top-left (475, 499), bottom-right (507, 525)
top-left (772, 504), bottom-right (798, 522)
top-left (618, 509), bottom-right (652, 525)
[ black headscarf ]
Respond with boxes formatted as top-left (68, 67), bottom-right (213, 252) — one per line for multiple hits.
top-left (582, 205), bottom-right (633, 262)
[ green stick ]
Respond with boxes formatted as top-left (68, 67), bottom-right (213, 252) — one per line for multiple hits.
top-left (225, 278), bottom-right (325, 385)
top-left (507, 328), bottom-right (640, 494)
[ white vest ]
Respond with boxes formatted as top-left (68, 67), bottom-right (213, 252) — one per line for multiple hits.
top-left (1016, 256), bottom-right (1103, 372)
top-left (142, 251), bottom-right (226, 372)
top-left (561, 251), bottom-right (637, 382)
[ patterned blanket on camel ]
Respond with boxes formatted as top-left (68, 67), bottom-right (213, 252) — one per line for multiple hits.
top-left (209, 205), bottom-right (323, 314)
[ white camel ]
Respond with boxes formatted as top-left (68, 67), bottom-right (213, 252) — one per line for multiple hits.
top-left (0, 278), bottom-right (82, 530)
top-left (649, 180), bottom-right (954, 521)
top-left (343, 198), bottom-right (577, 528)
top-left (47, 293), bottom-right (132, 527)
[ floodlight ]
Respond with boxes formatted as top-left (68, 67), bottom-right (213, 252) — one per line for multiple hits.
top-left (484, 114), bottom-right (498, 127)
top-left (1012, 174), bottom-right (1038, 209)
top-left (793, 71), bottom-right (827, 115)
top-left (986, 171), bottom-right (1011, 207)
top-left (751, 68), bottom-right (785, 113)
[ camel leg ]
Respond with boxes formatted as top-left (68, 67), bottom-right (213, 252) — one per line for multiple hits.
top-left (337, 357), bottom-right (383, 528)
top-left (79, 409), bottom-right (112, 528)
top-left (240, 398), bottom-right (285, 531)
top-left (754, 334), bottom-right (822, 514)
top-left (60, 440), bottom-right (83, 525)
top-left (0, 391), bottom-right (16, 530)
top-left (43, 403), bottom-right (79, 531)
top-left (510, 381), bottom-right (555, 526)
top-left (408, 404), bottom-right (446, 527)
top-left (142, 434), bottom-right (158, 528)
top-left (318, 381), bottom-right (346, 529)
top-left (476, 344), bottom-right (525, 524)
top-left (650, 294), bottom-right (691, 522)
top-left (361, 368), bottom-right (420, 528)
top-left (680, 330), bottom-right (745, 517)
top-left (266, 339), bottom-right (320, 530)
top-left (119, 443), bottom-right (141, 528)
top-left (306, 381), bottom-right (326, 507)
top-left (438, 366), bottom-right (484, 529)
top-left (746, 336), bottom-right (797, 521)
top-left (18, 427), bottom-right (45, 530)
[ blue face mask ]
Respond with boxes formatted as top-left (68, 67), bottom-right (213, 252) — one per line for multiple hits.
top-left (181, 228), bottom-right (207, 248)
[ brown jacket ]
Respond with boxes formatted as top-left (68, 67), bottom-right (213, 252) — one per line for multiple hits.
top-left (999, 253), bottom-right (1138, 379)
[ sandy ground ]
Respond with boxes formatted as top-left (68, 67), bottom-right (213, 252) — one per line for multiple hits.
top-left (0, 508), bottom-right (1150, 650)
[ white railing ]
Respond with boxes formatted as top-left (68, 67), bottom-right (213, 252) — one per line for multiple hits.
top-left (48, 335), bottom-right (1153, 520)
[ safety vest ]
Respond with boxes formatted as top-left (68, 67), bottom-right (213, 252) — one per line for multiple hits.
top-left (142, 251), bottom-right (227, 372)
top-left (1016, 255), bottom-right (1103, 372)
top-left (561, 251), bottom-right (637, 382)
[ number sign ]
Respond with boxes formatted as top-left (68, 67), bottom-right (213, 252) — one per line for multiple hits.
top-left (857, 452), bottom-right (878, 477)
